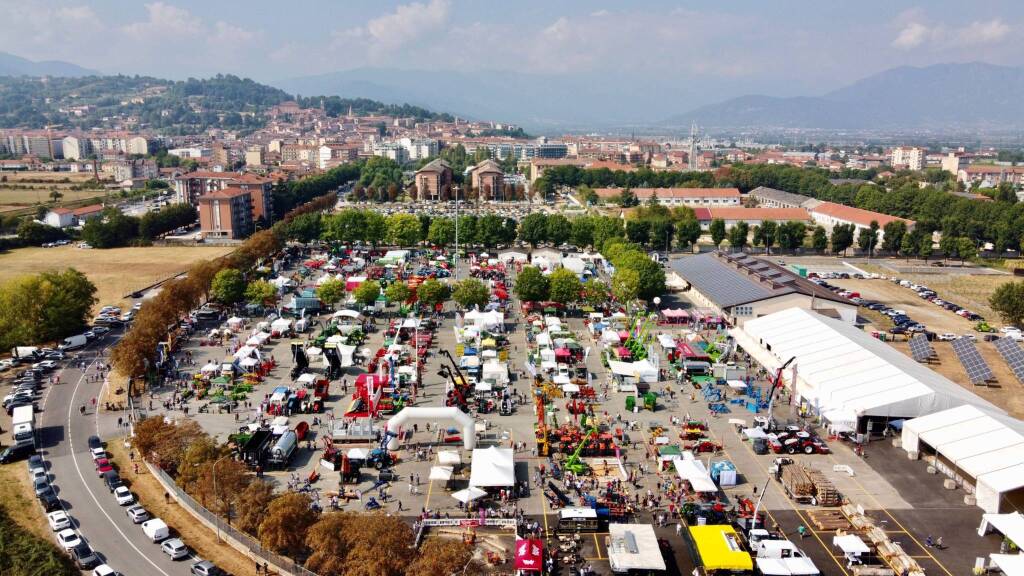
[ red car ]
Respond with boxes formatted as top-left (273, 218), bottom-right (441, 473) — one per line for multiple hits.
top-left (95, 458), bottom-right (114, 476)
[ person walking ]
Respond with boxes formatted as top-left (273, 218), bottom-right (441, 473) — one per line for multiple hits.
top-left (797, 525), bottom-right (807, 539)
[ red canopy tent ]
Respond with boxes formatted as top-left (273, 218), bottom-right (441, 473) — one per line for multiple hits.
top-left (514, 539), bottom-right (543, 572)
top-left (493, 288), bottom-right (509, 300)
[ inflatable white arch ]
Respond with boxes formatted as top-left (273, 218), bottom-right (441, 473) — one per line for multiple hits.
top-left (385, 406), bottom-right (476, 450)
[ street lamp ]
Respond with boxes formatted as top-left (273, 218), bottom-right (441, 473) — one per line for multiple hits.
top-left (453, 184), bottom-right (461, 280)
top-left (211, 454), bottom-right (230, 541)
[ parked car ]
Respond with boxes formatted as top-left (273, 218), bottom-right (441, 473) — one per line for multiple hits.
top-left (87, 436), bottom-right (103, 450)
top-left (93, 565), bottom-right (125, 576)
top-left (161, 538), bottom-right (189, 560)
top-left (56, 528), bottom-right (81, 550)
top-left (938, 333), bottom-right (957, 341)
top-left (71, 542), bottom-right (100, 569)
top-left (191, 560), bottom-right (226, 576)
top-left (95, 458), bottom-right (114, 476)
top-left (125, 504), bottom-right (149, 524)
top-left (47, 510), bottom-right (71, 531)
top-left (39, 489), bottom-right (61, 512)
top-left (114, 485), bottom-right (134, 505)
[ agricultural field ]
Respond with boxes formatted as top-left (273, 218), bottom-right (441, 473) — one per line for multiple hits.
top-left (0, 171), bottom-right (112, 214)
top-left (0, 245), bottom-right (234, 311)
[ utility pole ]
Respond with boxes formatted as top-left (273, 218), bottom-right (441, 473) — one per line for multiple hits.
top-left (454, 184), bottom-right (461, 280)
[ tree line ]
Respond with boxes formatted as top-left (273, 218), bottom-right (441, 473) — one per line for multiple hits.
top-left (133, 417), bottom-right (481, 576)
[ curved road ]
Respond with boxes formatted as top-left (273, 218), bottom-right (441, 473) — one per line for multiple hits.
top-left (38, 331), bottom-right (195, 575)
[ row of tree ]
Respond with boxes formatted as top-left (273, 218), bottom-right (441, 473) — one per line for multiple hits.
top-left (0, 268), bottom-right (96, 352)
top-left (132, 417), bottom-right (480, 576)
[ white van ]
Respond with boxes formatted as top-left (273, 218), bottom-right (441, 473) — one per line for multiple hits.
top-left (60, 334), bottom-right (88, 351)
top-left (142, 518), bottom-right (169, 542)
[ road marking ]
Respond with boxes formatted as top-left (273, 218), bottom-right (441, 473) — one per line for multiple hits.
top-left (592, 533), bottom-right (602, 558)
top-left (62, 343), bottom-right (173, 576)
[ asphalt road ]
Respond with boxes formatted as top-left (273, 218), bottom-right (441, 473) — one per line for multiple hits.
top-left (37, 331), bottom-right (196, 575)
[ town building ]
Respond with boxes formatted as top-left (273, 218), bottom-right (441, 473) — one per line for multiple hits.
top-left (468, 159), bottom-right (504, 200)
top-left (958, 165), bottom-right (1024, 188)
top-left (245, 146), bottom-right (264, 167)
top-left (414, 159), bottom-right (453, 201)
top-left (890, 146), bottom-right (925, 171)
top-left (198, 187), bottom-right (254, 240)
top-left (809, 201), bottom-right (914, 242)
top-left (61, 136), bottom-right (92, 160)
top-left (701, 207), bottom-right (814, 229)
top-left (670, 251), bottom-right (857, 327)
top-left (44, 208), bottom-right (75, 228)
top-left (940, 153), bottom-right (968, 176)
top-left (172, 171), bottom-right (271, 210)
top-left (749, 186), bottom-right (822, 210)
top-left (593, 187), bottom-right (741, 207)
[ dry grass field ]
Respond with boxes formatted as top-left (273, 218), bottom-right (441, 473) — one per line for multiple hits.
top-left (0, 170), bottom-right (112, 213)
top-left (0, 245), bottom-right (235, 311)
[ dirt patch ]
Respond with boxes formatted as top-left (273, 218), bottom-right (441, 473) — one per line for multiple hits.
top-left (0, 245), bottom-right (234, 313)
top-left (889, 339), bottom-right (1024, 418)
top-left (107, 441), bottom-right (258, 576)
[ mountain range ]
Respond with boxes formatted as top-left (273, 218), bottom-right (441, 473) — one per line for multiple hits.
top-left (280, 62), bottom-right (1024, 132)
top-left (0, 51), bottom-right (96, 78)
top-left (666, 62), bottom-right (1024, 130)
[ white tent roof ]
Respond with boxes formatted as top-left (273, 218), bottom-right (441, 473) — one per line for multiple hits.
top-left (984, 513), bottom-right (1024, 548)
top-left (562, 256), bottom-right (586, 274)
top-left (991, 554), bottom-right (1024, 576)
top-left (673, 458), bottom-right (717, 492)
top-left (740, 307), bottom-right (1000, 419)
top-left (469, 446), bottom-right (515, 487)
top-left (608, 359), bottom-right (659, 383)
top-left (297, 373), bottom-right (316, 384)
top-left (607, 524), bottom-right (666, 572)
top-left (437, 450), bottom-right (461, 465)
top-left (452, 487), bottom-right (487, 503)
top-left (429, 465), bottom-right (454, 481)
top-left (657, 334), bottom-right (676, 349)
top-left (903, 404), bottom-right (1024, 512)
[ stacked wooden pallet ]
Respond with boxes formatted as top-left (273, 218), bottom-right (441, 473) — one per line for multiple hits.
top-left (806, 509), bottom-right (849, 531)
top-left (804, 466), bottom-right (841, 506)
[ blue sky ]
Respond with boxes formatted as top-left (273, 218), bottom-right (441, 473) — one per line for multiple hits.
top-left (1, 0), bottom-right (1021, 97)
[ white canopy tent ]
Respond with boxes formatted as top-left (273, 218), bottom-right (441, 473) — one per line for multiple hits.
top-left (429, 466), bottom-right (454, 482)
top-left (657, 334), bottom-right (676, 350)
top-left (469, 446), bottom-right (515, 487)
top-left (561, 256), bottom-right (586, 275)
top-left (991, 554), bottom-right (1024, 576)
top-left (903, 405), bottom-right (1024, 513)
top-left (452, 487), bottom-right (488, 503)
top-left (673, 458), bottom-right (718, 492)
top-left (608, 359), bottom-right (659, 384)
top-left (438, 450), bottom-right (462, 466)
top-left (980, 513), bottom-right (1024, 548)
top-left (239, 357), bottom-right (259, 368)
top-left (737, 307), bottom-right (1000, 420)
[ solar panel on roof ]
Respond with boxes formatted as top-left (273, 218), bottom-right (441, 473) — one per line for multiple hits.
top-left (951, 337), bottom-right (994, 384)
top-left (995, 337), bottom-right (1024, 384)
top-left (908, 334), bottom-right (935, 362)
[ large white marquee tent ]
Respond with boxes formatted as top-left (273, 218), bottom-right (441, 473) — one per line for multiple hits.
top-left (903, 405), bottom-right (1024, 513)
top-left (733, 307), bottom-right (999, 423)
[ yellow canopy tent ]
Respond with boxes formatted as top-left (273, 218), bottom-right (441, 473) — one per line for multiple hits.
top-left (689, 525), bottom-right (753, 572)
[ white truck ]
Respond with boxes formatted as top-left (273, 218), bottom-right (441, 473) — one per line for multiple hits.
top-left (11, 346), bottom-right (40, 361)
top-left (754, 538), bottom-right (820, 576)
top-left (59, 334), bottom-right (88, 351)
top-left (11, 405), bottom-right (35, 445)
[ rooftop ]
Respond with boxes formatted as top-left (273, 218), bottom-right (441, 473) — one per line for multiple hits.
top-left (749, 186), bottom-right (820, 208)
top-left (811, 201), bottom-right (915, 228)
top-left (706, 207), bottom-right (813, 221)
top-left (198, 187), bottom-right (250, 200)
top-left (594, 187), bottom-right (740, 199)
top-left (670, 251), bottom-right (850, 309)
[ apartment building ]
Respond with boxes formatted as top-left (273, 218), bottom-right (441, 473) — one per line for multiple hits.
top-left (890, 147), bottom-right (925, 171)
top-left (414, 159), bottom-right (453, 201)
top-left (198, 187), bottom-right (254, 239)
top-left (468, 159), bottom-right (504, 200)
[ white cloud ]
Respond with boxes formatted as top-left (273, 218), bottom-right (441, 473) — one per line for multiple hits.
top-left (892, 16), bottom-right (1011, 49)
top-left (122, 2), bottom-right (202, 39)
top-left (364, 0), bottom-right (450, 52)
top-left (210, 21), bottom-right (256, 46)
top-left (893, 22), bottom-right (930, 49)
top-left (955, 19), bottom-right (1010, 46)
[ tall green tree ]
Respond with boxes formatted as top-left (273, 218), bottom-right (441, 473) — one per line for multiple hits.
top-left (384, 282), bottom-right (411, 304)
top-left (427, 217), bottom-right (455, 246)
top-left (881, 221), bottom-right (908, 253)
top-left (856, 223), bottom-right (879, 256)
top-left (518, 213), bottom-right (548, 247)
top-left (210, 268), bottom-right (245, 304)
top-left (514, 266), bottom-right (550, 302)
top-left (811, 226), bottom-right (828, 252)
top-left (416, 279), bottom-right (449, 310)
top-left (363, 211), bottom-right (387, 246)
top-left (830, 224), bottom-right (855, 256)
top-left (451, 278), bottom-right (489, 310)
top-left (709, 218), bottom-right (727, 247)
top-left (317, 278), bottom-right (346, 309)
top-left (570, 217), bottom-right (595, 248)
top-left (675, 215), bottom-right (702, 250)
top-left (956, 237), bottom-right (977, 263)
top-left (548, 268), bottom-right (582, 305)
top-left (728, 222), bottom-right (749, 250)
top-left (990, 281), bottom-right (1024, 327)
top-left (759, 220), bottom-right (778, 254)
top-left (245, 280), bottom-right (278, 307)
top-left (581, 279), bottom-right (611, 309)
top-left (353, 280), bottom-right (381, 307)
top-left (385, 213), bottom-right (422, 246)
top-left (611, 268), bottom-right (640, 303)
top-left (546, 214), bottom-right (572, 246)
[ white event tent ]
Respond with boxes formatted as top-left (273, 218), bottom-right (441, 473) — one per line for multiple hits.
top-left (903, 405), bottom-right (1024, 513)
top-left (734, 307), bottom-right (999, 422)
